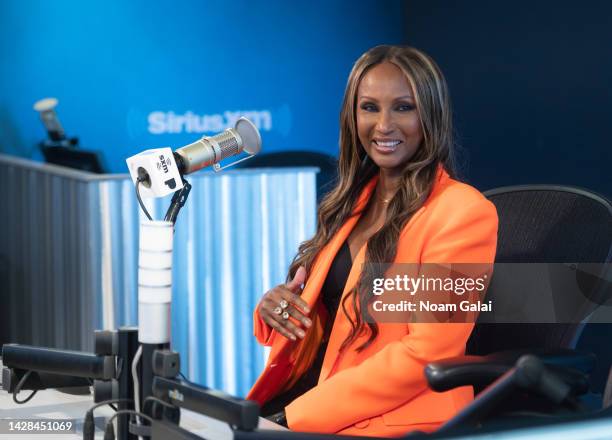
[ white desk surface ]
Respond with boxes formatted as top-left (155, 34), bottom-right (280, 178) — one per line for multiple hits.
top-left (4, 364), bottom-right (612, 440)
top-left (0, 362), bottom-right (285, 439)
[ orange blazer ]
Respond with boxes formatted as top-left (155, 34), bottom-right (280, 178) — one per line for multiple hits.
top-left (247, 168), bottom-right (498, 437)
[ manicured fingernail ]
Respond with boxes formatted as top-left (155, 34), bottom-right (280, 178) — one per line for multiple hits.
top-left (290, 335), bottom-right (296, 341)
top-left (303, 318), bottom-right (312, 327)
top-left (304, 306), bottom-right (311, 313)
top-left (297, 330), bottom-right (305, 338)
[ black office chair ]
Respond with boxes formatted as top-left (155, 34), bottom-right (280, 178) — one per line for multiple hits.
top-left (424, 185), bottom-right (612, 431)
top-left (235, 150), bottom-right (338, 202)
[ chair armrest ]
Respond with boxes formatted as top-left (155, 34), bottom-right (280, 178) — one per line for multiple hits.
top-left (425, 348), bottom-right (595, 393)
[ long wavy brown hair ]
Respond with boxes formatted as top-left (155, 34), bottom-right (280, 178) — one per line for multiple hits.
top-left (284, 45), bottom-right (457, 382)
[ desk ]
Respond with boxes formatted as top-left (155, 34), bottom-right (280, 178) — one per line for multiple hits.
top-left (2, 370), bottom-right (612, 439)
top-left (0, 361), bottom-right (285, 439)
top-left (1, 385), bottom-right (114, 439)
top-left (0, 387), bottom-right (286, 439)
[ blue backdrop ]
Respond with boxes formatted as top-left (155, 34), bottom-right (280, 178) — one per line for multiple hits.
top-left (0, 0), bottom-right (406, 173)
top-left (405, 0), bottom-right (611, 197)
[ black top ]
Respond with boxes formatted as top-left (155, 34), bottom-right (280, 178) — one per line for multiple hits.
top-left (260, 240), bottom-right (353, 417)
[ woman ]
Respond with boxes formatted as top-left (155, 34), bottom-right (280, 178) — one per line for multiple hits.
top-left (247, 45), bottom-right (498, 437)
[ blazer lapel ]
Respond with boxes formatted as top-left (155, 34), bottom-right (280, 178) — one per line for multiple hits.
top-left (319, 243), bottom-right (367, 381)
top-left (300, 178), bottom-right (378, 309)
top-left (318, 166), bottom-right (450, 380)
top-left (263, 178), bottom-right (379, 369)
top-left (314, 178), bottom-right (379, 381)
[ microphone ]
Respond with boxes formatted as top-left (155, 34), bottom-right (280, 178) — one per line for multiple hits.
top-left (126, 117), bottom-right (261, 198)
top-left (2, 367), bottom-right (93, 392)
top-left (174, 116), bottom-right (261, 175)
top-left (1, 344), bottom-right (116, 382)
top-left (33, 97), bottom-right (66, 142)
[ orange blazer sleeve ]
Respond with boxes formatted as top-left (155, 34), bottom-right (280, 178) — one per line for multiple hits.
top-left (284, 197), bottom-right (498, 433)
top-left (253, 303), bottom-right (276, 346)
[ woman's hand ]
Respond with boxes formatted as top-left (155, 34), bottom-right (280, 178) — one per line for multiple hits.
top-left (258, 266), bottom-right (312, 341)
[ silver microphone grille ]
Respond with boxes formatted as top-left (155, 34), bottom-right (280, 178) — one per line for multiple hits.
top-left (208, 129), bottom-right (242, 160)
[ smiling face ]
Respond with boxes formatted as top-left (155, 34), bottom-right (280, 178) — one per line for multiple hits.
top-left (356, 62), bottom-right (423, 177)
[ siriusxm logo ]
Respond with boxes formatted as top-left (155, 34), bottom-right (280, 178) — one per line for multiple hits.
top-left (157, 154), bottom-right (170, 173)
top-left (148, 110), bottom-right (272, 135)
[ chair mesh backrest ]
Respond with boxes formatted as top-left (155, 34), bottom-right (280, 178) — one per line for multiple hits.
top-left (467, 186), bottom-right (612, 355)
top-left (490, 188), bottom-right (611, 263)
